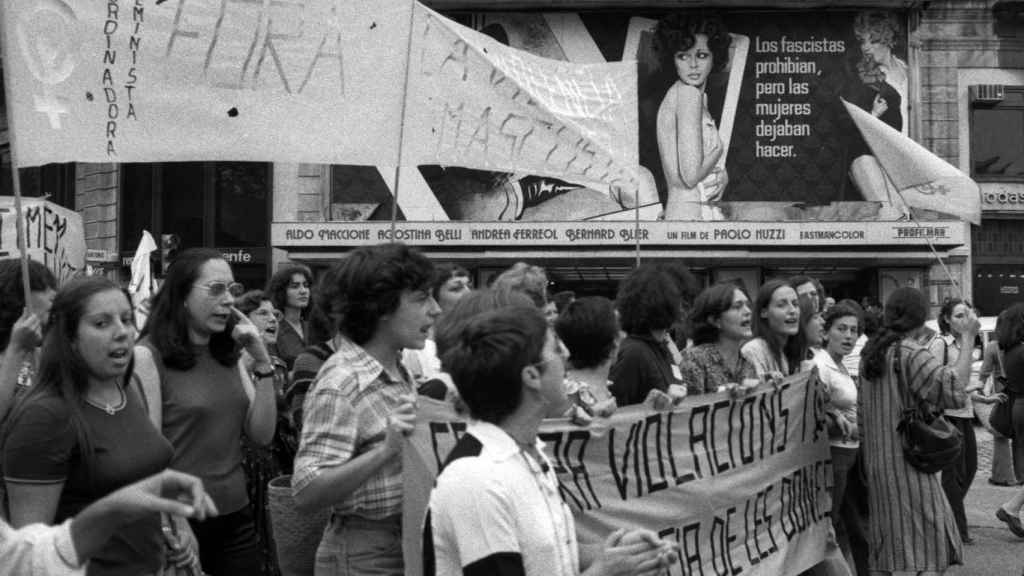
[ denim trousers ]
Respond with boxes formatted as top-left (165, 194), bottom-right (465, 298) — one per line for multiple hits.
top-left (314, 514), bottom-right (403, 576)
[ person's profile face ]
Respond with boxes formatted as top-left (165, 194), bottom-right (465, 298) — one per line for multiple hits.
top-left (674, 34), bottom-right (713, 89)
top-left (437, 274), bottom-right (471, 313)
top-left (795, 282), bottom-right (819, 311)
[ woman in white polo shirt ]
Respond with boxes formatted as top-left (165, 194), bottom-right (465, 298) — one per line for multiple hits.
top-left (812, 303), bottom-right (868, 575)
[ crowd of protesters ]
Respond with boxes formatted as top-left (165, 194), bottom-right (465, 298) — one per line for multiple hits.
top-left (0, 244), bottom-right (1021, 576)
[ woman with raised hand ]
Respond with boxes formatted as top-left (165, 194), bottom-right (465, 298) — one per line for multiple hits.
top-left (928, 298), bottom-right (980, 544)
top-left (235, 289), bottom-right (298, 576)
top-left (266, 264), bottom-right (314, 371)
top-left (859, 287), bottom-right (977, 573)
top-left (740, 280), bottom-right (801, 379)
top-left (2, 277), bottom-right (178, 575)
top-left (678, 282), bottom-right (755, 396)
top-left (137, 248), bottom-right (277, 575)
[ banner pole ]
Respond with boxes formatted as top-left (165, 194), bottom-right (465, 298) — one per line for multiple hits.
top-left (0, 0), bottom-right (35, 308)
top-left (908, 210), bottom-right (963, 300)
top-left (391, 0), bottom-right (419, 238)
top-left (633, 184), bottom-right (641, 267)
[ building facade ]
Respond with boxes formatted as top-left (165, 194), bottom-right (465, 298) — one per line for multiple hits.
top-left (2, 0), bottom-right (1019, 311)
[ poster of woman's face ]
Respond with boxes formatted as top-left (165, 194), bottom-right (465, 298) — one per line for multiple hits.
top-left (335, 10), bottom-right (916, 223)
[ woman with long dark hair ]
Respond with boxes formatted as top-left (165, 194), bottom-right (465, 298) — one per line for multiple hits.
top-left (3, 277), bottom-right (175, 575)
top-left (679, 281), bottom-right (755, 395)
top-left (741, 279), bottom-right (801, 378)
top-left (859, 287), bottom-right (977, 573)
top-left (138, 248), bottom-right (277, 575)
top-left (266, 264), bottom-right (313, 370)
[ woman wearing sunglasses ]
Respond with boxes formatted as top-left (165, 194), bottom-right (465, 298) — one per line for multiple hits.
top-left (136, 248), bottom-right (277, 575)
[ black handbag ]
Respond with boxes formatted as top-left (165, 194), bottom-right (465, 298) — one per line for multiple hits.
top-left (894, 345), bottom-right (963, 474)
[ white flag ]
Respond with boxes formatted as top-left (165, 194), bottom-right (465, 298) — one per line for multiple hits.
top-left (842, 98), bottom-right (981, 225)
top-left (128, 230), bottom-right (157, 328)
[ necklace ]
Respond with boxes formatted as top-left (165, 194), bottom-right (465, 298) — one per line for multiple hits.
top-left (85, 383), bottom-right (126, 416)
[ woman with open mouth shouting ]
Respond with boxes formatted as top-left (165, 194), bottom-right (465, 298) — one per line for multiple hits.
top-left (741, 279), bottom-right (801, 381)
top-left (2, 277), bottom-right (177, 575)
top-left (678, 281), bottom-right (756, 397)
top-left (135, 248), bottom-right (278, 576)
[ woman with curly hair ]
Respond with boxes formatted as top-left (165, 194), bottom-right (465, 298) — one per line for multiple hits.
top-left (678, 281), bottom-right (755, 396)
top-left (859, 287), bottom-right (977, 573)
top-left (609, 264), bottom-right (687, 406)
top-left (655, 12), bottom-right (731, 220)
top-left (265, 264), bottom-right (313, 370)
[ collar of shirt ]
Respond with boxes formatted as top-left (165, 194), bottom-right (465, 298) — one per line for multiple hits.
top-left (332, 335), bottom-right (413, 392)
top-left (467, 420), bottom-right (548, 465)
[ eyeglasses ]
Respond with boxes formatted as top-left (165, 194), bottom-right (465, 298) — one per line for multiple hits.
top-left (193, 281), bottom-right (244, 298)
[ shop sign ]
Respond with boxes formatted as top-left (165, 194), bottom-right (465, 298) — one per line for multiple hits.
top-left (271, 220), bottom-right (966, 248)
top-left (120, 247), bottom-right (266, 267)
top-left (981, 183), bottom-right (1024, 211)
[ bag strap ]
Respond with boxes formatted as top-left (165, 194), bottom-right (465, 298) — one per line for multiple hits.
top-left (894, 344), bottom-right (913, 411)
top-left (133, 344), bottom-right (163, 430)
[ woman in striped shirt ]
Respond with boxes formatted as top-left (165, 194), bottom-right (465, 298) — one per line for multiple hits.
top-left (859, 287), bottom-right (978, 574)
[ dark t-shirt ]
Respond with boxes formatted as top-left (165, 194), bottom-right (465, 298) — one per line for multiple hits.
top-left (3, 387), bottom-right (174, 575)
top-left (143, 341), bottom-right (251, 514)
top-left (1002, 343), bottom-right (1024, 396)
top-left (609, 334), bottom-right (681, 406)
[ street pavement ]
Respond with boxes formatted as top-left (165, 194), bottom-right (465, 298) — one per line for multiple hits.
top-left (948, 426), bottom-right (1023, 575)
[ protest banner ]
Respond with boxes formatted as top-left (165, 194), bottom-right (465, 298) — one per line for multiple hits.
top-left (2, 0), bottom-right (412, 166)
top-left (400, 3), bottom-right (643, 217)
top-left (403, 371), bottom-right (833, 576)
top-left (0, 197), bottom-right (85, 284)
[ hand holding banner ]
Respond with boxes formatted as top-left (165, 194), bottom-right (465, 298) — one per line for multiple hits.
top-left (403, 371), bottom-right (833, 576)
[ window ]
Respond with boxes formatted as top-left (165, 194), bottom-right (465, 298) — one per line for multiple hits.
top-left (971, 85), bottom-right (1024, 181)
top-left (121, 162), bottom-right (271, 289)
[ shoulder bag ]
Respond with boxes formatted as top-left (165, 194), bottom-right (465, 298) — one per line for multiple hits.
top-left (894, 344), bottom-right (963, 474)
top-left (990, 349), bottom-right (1015, 438)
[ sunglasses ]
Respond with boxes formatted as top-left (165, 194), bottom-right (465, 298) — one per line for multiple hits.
top-left (194, 281), bottom-right (244, 298)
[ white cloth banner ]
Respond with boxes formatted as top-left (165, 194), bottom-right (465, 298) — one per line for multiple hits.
top-left (402, 3), bottom-right (641, 192)
top-left (3, 0), bottom-right (413, 166)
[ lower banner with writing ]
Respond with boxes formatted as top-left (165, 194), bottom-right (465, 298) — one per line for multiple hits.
top-left (403, 370), bottom-right (833, 576)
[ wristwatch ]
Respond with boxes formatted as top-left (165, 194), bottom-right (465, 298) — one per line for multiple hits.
top-left (253, 367), bottom-right (276, 379)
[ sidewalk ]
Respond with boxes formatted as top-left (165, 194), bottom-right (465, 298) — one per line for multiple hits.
top-left (948, 425), bottom-right (1024, 575)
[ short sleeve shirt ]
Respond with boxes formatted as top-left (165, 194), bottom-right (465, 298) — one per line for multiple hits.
top-left (424, 421), bottom-right (578, 576)
top-left (3, 389), bottom-right (174, 576)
